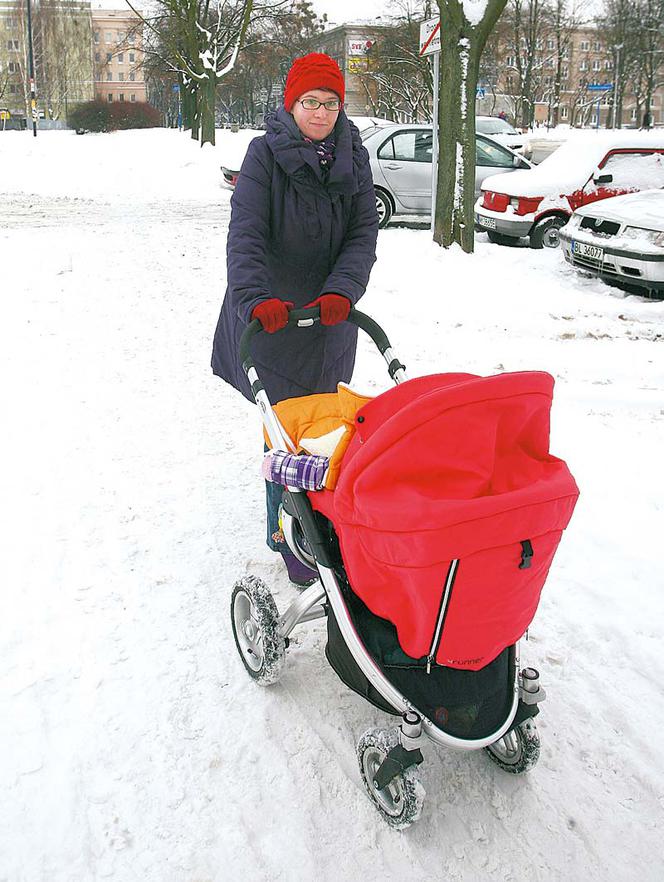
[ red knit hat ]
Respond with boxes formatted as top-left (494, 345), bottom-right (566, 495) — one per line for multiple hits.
top-left (283, 53), bottom-right (345, 113)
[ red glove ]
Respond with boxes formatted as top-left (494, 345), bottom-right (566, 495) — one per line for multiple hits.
top-left (305, 294), bottom-right (351, 326)
top-left (251, 298), bottom-right (293, 333)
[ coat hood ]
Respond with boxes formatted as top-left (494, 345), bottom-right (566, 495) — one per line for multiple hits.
top-left (264, 106), bottom-right (368, 195)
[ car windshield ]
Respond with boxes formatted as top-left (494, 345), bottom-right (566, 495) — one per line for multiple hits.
top-left (477, 118), bottom-right (518, 135)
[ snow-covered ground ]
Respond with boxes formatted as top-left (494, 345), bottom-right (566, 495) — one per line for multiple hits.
top-left (2, 129), bottom-right (663, 882)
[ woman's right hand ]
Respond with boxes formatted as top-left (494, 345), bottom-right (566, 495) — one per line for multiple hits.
top-left (251, 299), bottom-right (294, 333)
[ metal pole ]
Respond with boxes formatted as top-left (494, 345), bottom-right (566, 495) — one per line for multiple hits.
top-left (614, 44), bottom-right (622, 129)
top-left (430, 50), bottom-right (439, 234)
top-left (25, 0), bottom-right (37, 136)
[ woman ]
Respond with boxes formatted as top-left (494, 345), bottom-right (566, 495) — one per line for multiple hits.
top-left (211, 52), bottom-right (379, 585)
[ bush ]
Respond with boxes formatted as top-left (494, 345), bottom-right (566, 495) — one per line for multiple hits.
top-left (68, 100), bottom-right (162, 132)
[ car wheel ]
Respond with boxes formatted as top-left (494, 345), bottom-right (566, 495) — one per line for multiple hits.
top-left (375, 190), bottom-right (393, 229)
top-left (487, 230), bottom-right (520, 246)
top-left (530, 216), bottom-right (567, 249)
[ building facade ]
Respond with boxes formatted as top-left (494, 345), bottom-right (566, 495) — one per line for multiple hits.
top-left (91, 7), bottom-right (146, 105)
top-left (0, 2), bottom-right (147, 128)
top-left (0, 0), bottom-right (94, 126)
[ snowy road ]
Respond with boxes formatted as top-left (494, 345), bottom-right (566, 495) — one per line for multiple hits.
top-left (1, 131), bottom-right (663, 882)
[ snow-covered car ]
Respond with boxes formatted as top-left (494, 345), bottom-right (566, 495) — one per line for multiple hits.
top-left (476, 116), bottom-right (529, 156)
top-left (363, 123), bottom-right (532, 228)
top-left (475, 132), bottom-right (664, 249)
top-left (559, 188), bottom-right (664, 298)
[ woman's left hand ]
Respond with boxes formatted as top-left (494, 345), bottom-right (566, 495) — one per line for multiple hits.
top-left (304, 294), bottom-right (351, 326)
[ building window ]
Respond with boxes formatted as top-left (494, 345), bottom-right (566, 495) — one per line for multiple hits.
top-left (129, 72), bottom-right (135, 82)
top-left (7, 39), bottom-right (19, 50)
top-left (562, 48), bottom-right (569, 59)
top-left (117, 53), bottom-right (123, 63)
top-left (592, 60), bottom-right (601, 71)
top-left (8, 61), bottom-right (18, 72)
top-left (130, 94), bottom-right (136, 102)
top-left (106, 52), bottom-right (112, 62)
top-left (562, 67), bottom-right (569, 78)
top-left (506, 75), bottom-right (514, 90)
top-left (129, 52), bottom-right (135, 62)
top-left (119, 72), bottom-right (124, 81)
top-left (106, 72), bottom-right (112, 81)
top-left (9, 83), bottom-right (17, 93)
top-left (95, 72), bottom-right (100, 81)
top-left (106, 31), bottom-right (112, 42)
top-left (579, 61), bottom-right (587, 71)
top-left (631, 108), bottom-right (636, 120)
top-left (547, 38), bottom-right (554, 50)
top-left (605, 60), bottom-right (613, 70)
top-left (94, 52), bottom-right (100, 62)
top-left (561, 106), bottom-right (569, 119)
top-left (94, 30), bottom-right (99, 44)
top-left (506, 55), bottom-right (516, 67)
top-left (119, 93), bottom-right (124, 102)
top-left (580, 40), bottom-right (589, 51)
top-left (546, 58), bottom-right (554, 68)
top-left (544, 76), bottom-right (553, 86)
top-left (108, 94), bottom-right (113, 102)
top-left (593, 42), bottom-right (601, 51)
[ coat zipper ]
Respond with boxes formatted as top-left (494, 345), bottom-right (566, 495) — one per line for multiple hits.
top-left (426, 559), bottom-right (459, 673)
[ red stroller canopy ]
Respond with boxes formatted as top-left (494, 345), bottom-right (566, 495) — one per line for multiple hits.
top-left (311, 371), bottom-right (579, 670)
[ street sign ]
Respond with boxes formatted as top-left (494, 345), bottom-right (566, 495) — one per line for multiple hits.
top-left (172, 83), bottom-right (180, 93)
top-left (0, 109), bottom-right (10, 120)
top-left (419, 17), bottom-right (440, 57)
top-left (476, 87), bottom-right (486, 99)
top-left (587, 83), bottom-right (613, 91)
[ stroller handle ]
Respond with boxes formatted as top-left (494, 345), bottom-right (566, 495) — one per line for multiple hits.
top-left (239, 306), bottom-right (406, 383)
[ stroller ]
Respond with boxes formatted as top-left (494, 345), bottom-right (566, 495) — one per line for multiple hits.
top-left (230, 307), bottom-right (579, 829)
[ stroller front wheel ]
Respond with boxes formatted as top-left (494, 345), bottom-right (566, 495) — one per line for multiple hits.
top-left (357, 728), bottom-right (425, 830)
top-left (231, 576), bottom-right (286, 686)
top-left (484, 719), bottom-right (541, 774)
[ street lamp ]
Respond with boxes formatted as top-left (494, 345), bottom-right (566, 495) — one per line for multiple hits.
top-left (25, 0), bottom-right (37, 136)
top-left (613, 43), bottom-right (623, 130)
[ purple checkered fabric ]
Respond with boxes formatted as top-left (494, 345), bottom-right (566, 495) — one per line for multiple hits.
top-left (262, 451), bottom-right (329, 491)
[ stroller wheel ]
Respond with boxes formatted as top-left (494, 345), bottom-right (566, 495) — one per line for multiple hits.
top-left (231, 576), bottom-right (285, 686)
top-left (357, 728), bottom-right (425, 830)
top-left (484, 719), bottom-right (541, 774)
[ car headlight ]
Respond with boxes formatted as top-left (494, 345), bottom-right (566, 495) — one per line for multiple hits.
top-left (622, 226), bottom-right (664, 246)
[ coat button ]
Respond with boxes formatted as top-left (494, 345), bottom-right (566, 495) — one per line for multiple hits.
top-left (357, 416), bottom-right (365, 423)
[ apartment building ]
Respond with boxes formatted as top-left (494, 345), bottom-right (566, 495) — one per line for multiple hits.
top-left (91, 7), bottom-right (146, 105)
top-left (0, 0), bottom-right (94, 125)
top-left (490, 24), bottom-right (662, 128)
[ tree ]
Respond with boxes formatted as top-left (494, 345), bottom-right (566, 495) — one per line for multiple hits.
top-left (355, 7), bottom-right (433, 122)
top-left (126, 0), bottom-right (255, 146)
top-left (433, 0), bottom-right (508, 253)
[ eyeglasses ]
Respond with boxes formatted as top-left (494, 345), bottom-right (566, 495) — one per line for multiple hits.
top-left (298, 97), bottom-right (341, 112)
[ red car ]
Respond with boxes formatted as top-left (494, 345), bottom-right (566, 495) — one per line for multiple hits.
top-left (475, 133), bottom-right (664, 248)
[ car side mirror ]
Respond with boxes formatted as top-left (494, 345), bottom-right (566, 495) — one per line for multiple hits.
top-left (593, 173), bottom-right (613, 185)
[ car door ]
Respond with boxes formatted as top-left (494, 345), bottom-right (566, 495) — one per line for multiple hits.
top-left (377, 129), bottom-right (433, 210)
top-left (475, 136), bottom-right (522, 197)
top-left (573, 149), bottom-right (664, 210)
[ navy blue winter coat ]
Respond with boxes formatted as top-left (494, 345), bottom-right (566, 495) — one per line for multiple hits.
top-left (211, 107), bottom-right (378, 404)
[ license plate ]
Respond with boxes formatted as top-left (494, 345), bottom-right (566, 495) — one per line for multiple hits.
top-left (572, 240), bottom-right (604, 261)
top-left (478, 215), bottom-right (496, 230)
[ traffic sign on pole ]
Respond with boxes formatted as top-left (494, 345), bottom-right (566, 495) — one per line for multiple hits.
top-left (587, 83), bottom-right (613, 91)
top-left (419, 17), bottom-right (440, 57)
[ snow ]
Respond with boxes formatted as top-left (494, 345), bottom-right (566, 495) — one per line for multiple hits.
top-left (462, 0), bottom-right (489, 26)
top-left (2, 129), bottom-right (664, 882)
top-left (482, 129), bottom-right (664, 197)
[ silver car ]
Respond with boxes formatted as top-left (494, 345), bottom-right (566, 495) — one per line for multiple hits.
top-left (362, 123), bottom-right (532, 228)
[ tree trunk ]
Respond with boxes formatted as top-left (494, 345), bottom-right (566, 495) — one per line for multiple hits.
top-left (434, 33), bottom-right (479, 252)
top-left (433, 0), bottom-right (507, 253)
top-left (199, 72), bottom-right (216, 146)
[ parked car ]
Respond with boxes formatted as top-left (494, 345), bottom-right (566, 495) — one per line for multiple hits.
top-left (363, 123), bottom-right (532, 228)
top-left (559, 188), bottom-right (664, 298)
top-left (221, 167), bottom-right (239, 188)
top-left (475, 132), bottom-right (664, 248)
top-left (476, 116), bottom-right (529, 155)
